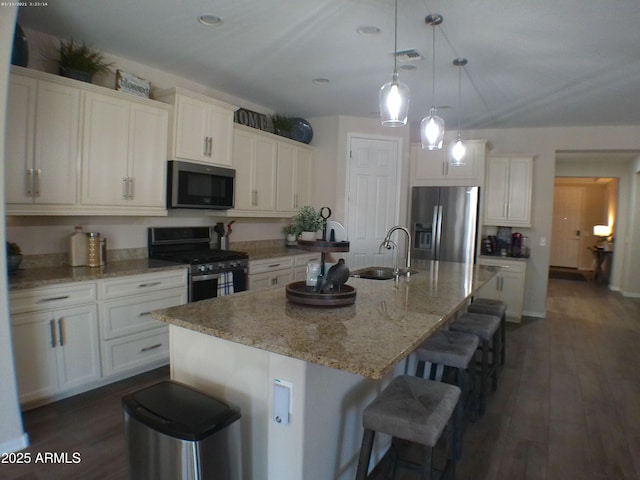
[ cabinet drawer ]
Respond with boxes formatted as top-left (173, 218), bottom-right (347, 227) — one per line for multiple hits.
top-left (249, 256), bottom-right (294, 274)
top-left (293, 253), bottom-right (322, 267)
top-left (101, 327), bottom-right (169, 377)
top-left (477, 257), bottom-right (526, 274)
top-left (100, 270), bottom-right (187, 299)
top-left (100, 288), bottom-right (186, 340)
top-left (9, 282), bottom-right (97, 314)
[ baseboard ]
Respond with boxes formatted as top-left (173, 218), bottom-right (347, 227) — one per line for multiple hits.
top-left (522, 310), bottom-right (545, 319)
top-left (0, 432), bottom-right (29, 454)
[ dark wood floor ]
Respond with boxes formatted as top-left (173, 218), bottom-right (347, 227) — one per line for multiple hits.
top-left (2, 276), bottom-right (639, 480)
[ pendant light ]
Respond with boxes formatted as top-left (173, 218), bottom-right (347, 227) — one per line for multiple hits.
top-left (379, 0), bottom-right (409, 126)
top-left (450, 57), bottom-right (468, 165)
top-left (421, 14), bottom-right (445, 150)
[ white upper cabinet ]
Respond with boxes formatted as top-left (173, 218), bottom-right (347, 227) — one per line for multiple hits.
top-left (5, 72), bottom-right (80, 211)
top-left (231, 125), bottom-right (313, 217)
top-left (81, 92), bottom-right (168, 213)
top-left (410, 139), bottom-right (486, 186)
top-left (157, 87), bottom-right (236, 167)
top-left (484, 155), bottom-right (534, 227)
top-left (6, 66), bottom-right (170, 216)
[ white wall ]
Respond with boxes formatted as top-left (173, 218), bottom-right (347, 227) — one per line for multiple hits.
top-left (0, 7), bottom-right (29, 454)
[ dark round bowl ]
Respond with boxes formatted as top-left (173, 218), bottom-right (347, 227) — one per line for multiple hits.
top-left (7, 255), bottom-right (22, 273)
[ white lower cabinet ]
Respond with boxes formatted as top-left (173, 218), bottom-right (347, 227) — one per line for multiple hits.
top-left (249, 253), bottom-right (323, 290)
top-left (9, 269), bottom-right (188, 409)
top-left (10, 282), bottom-right (100, 407)
top-left (99, 270), bottom-right (187, 377)
top-left (476, 257), bottom-right (527, 322)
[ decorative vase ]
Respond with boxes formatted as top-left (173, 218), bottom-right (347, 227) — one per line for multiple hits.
top-left (286, 233), bottom-right (297, 243)
top-left (59, 67), bottom-right (93, 83)
top-left (300, 231), bottom-right (317, 241)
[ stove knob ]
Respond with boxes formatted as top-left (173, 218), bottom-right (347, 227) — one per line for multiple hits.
top-left (207, 264), bottom-right (214, 271)
top-left (198, 265), bottom-right (207, 273)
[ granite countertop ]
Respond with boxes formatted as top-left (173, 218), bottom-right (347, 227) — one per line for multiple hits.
top-left (7, 259), bottom-right (187, 291)
top-left (152, 260), bottom-right (498, 379)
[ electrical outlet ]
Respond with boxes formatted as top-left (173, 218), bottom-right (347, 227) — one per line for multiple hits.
top-left (539, 236), bottom-right (546, 247)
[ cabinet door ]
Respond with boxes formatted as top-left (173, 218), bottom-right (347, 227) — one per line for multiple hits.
top-left (5, 74), bottom-right (36, 204)
top-left (446, 142), bottom-right (478, 180)
top-left (127, 103), bottom-right (168, 208)
top-left (474, 274), bottom-right (500, 302)
top-left (82, 92), bottom-right (130, 206)
top-left (505, 157), bottom-right (533, 226)
top-left (205, 104), bottom-right (233, 166)
top-left (11, 311), bottom-right (59, 404)
top-left (233, 129), bottom-right (277, 211)
top-left (34, 81), bottom-right (80, 205)
top-left (413, 147), bottom-right (447, 180)
top-left (276, 142), bottom-right (296, 212)
top-left (174, 95), bottom-right (211, 163)
top-left (295, 147), bottom-right (312, 209)
top-left (484, 157), bottom-right (510, 224)
top-left (55, 304), bottom-right (101, 392)
top-left (499, 270), bottom-right (525, 321)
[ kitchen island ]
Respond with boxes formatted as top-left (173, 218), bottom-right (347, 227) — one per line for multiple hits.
top-left (152, 260), bottom-right (496, 480)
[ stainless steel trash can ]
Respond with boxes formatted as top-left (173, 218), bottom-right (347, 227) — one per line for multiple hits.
top-left (122, 380), bottom-right (242, 480)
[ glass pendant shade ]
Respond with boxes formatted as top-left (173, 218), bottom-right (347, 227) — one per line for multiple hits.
top-left (421, 107), bottom-right (445, 150)
top-left (450, 133), bottom-right (466, 166)
top-left (380, 72), bottom-right (409, 126)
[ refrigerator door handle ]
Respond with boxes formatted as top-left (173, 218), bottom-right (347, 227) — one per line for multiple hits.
top-left (434, 205), bottom-right (443, 260)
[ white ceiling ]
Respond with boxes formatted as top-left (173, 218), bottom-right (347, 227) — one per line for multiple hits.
top-left (17, 0), bottom-right (640, 132)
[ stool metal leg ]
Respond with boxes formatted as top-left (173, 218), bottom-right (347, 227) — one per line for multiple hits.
top-left (356, 429), bottom-right (375, 480)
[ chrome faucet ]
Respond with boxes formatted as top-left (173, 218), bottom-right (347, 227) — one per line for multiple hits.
top-left (381, 226), bottom-right (412, 275)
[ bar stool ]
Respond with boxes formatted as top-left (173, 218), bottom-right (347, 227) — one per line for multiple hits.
top-left (468, 298), bottom-right (507, 366)
top-left (449, 312), bottom-right (501, 415)
top-left (355, 375), bottom-right (460, 480)
top-left (415, 330), bottom-right (479, 459)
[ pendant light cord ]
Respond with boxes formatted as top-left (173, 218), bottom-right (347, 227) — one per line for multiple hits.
top-left (457, 61), bottom-right (462, 132)
top-left (393, 0), bottom-right (398, 77)
top-left (431, 23), bottom-right (436, 106)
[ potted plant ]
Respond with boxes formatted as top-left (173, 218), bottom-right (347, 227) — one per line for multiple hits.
top-left (57, 39), bottom-right (113, 83)
top-left (6, 241), bottom-right (22, 273)
top-left (270, 114), bottom-right (294, 138)
top-left (291, 206), bottom-right (324, 241)
top-left (283, 224), bottom-right (299, 244)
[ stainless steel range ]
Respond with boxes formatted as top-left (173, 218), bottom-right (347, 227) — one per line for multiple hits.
top-left (148, 227), bottom-right (248, 302)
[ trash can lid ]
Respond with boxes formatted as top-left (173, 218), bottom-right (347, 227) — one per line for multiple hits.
top-left (122, 380), bottom-right (241, 441)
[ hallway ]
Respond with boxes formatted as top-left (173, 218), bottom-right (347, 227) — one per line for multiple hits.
top-left (2, 277), bottom-right (639, 479)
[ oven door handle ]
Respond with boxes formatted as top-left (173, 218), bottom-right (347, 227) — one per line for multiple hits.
top-left (191, 273), bottom-right (220, 282)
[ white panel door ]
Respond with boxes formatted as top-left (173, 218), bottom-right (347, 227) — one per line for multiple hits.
top-left (550, 186), bottom-right (584, 268)
top-left (346, 136), bottom-right (400, 269)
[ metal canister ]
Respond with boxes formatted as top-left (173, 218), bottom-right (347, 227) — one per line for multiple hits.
top-left (87, 232), bottom-right (101, 267)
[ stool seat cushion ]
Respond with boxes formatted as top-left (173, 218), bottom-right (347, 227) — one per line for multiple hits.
top-left (416, 330), bottom-right (479, 369)
top-left (450, 312), bottom-right (500, 341)
top-left (468, 298), bottom-right (507, 317)
top-left (362, 375), bottom-right (460, 447)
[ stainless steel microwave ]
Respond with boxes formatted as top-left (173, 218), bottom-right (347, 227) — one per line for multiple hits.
top-left (167, 160), bottom-right (235, 210)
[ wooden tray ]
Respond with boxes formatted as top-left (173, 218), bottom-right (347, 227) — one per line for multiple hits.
top-left (286, 281), bottom-right (356, 307)
top-left (297, 240), bottom-right (350, 252)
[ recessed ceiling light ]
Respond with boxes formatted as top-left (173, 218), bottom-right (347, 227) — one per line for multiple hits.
top-left (357, 25), bottom-right (381, 36)
top-left (198, 15), bottom-right (222, 26)
top-left (398, 64), bottom-right (417, 72)
top-left (312, 78), bottom-right (330, 85)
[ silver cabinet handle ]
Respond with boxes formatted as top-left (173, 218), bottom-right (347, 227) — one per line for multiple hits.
top-left (203, 136), bottom-right (208, 156)
top-left (191, 273), bottom-right (219, 282)
top-left (268, 263), bottom-right (281, 268)
top-left (128, 177), bottom-right (134, 199)
top-left (138, 281), bottom-right (162, 288)
top-left (122, 177), bottom-right (129, 199)
top-left (38, 295), bottom-right (70, 303)
top-left (138, 311), bottom-right (151, 317)
top-left (293, 193), bottom-right (298, 209)
top-left (34, 168), bottom-right (41, 197)
top-left (208, 137), bottom-right (213, 156)
top-left (26, 168), bottom-right (33, 196)
top-left (251, 189), bottom-right (258, 206)
top-left (49, 319), bottom-right (57, 348)
top-left (141, 343), bottom-right (162, 352)
top-left (57, 318), bottom-right (64, 347)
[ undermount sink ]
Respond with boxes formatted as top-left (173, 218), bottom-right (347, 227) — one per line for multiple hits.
top-left (350, 267), bottom-right (418, 280)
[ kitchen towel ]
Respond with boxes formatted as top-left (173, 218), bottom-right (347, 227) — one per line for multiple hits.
top-left (217, 272), bottom-right (235, 296)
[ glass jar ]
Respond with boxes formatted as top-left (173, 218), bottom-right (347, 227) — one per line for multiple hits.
top-left (87, 232), bottom-right (101, 267)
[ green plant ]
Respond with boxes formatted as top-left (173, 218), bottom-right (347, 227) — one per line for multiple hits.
top-left (283, 224), bottom-right (298, 236)
top-left (58, 39), bottom-right (113, 76)
top-left (270, 114), bottom-right (294, 136)
top-left (291, 206), bottom-right (324, 232)
top-left (7, 242), bottom-right (21, 256)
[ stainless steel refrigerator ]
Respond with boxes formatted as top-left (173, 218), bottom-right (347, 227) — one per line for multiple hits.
top-left (410, 186), bottom-right (480, 263)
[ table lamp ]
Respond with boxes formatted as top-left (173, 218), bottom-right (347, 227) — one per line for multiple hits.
top-left (593, 225), bottom-right (612, 245)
